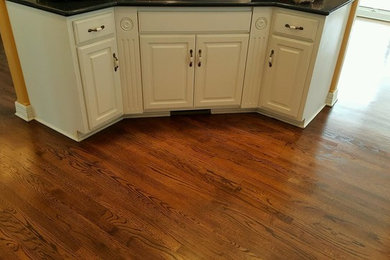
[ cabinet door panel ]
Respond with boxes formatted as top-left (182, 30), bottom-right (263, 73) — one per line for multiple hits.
top-left (194, 34), bottom-right (249, 107)
top-left (260, 35), bottom-right (313, 118)
top-left (140, 35), bottom-right (195, 110)
top-left (78, 38), bottom-right (123, 130)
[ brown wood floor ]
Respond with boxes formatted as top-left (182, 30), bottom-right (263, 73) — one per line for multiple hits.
top-left (0, 18), bottom-right (390, 259)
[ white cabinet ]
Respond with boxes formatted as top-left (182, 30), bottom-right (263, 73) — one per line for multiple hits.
top-left (140, 35), bottom-right (195, 110)
top-left (8, 4), bottom-right (352, 140)
top-left (258, 9), bottom-right (319, 121)
top-left (259, 35), bottom-right (313, 118)
top-left (6, 5), bottom-right (123, 140)
top-left (140, 33), bottom-right (249, 110)
top-left (194, 34), bottom-right (248, 107)
top-left (74, 12), bottom-right (123, 131)
top-left (257, 7), bottom-right (351, 126)
top-left (78, 38), bottom-right (123, 129)
top-left (138, 8), bottom-right (251, 111)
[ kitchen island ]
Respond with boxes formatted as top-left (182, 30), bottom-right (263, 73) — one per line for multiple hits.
top-left (6, 0), bottom-right (354, 141)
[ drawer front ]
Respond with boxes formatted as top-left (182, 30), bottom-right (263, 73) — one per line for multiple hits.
top-left (139, 10), bottom-right (252, 33)
top-left (273, 12), bottom-right (319, 41)
top-left (73, 12), bottom-right (115, 45)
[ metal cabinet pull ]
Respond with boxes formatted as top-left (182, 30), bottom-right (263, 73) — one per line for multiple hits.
top-left (113, 53), bottom-right (119, 72)
top-left (189, 49), bottom-right (193, 67)
top-left (285, 24), bottom-right (304, 30)
top-left (198, 49), bottom-right (202, 67)
top-left (88, 25), bottom-right (105, 33)
top-left (268, 50), bottom-right (274, 67)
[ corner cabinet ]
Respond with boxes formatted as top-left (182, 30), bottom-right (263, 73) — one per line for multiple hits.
top-left (74, 11), bottom-right (123, 130)
top-left (77, 38), bottom-right (123, 129)
top-left (7, 4), bottom-right (123, 140)
top-left (260, 35), bottom-right (313, 118)
top-left (257, 7), bottom-right (351, 126)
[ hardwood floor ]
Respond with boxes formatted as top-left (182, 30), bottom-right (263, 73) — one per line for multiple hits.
top-left (0, 18), bottom-right (389, 259)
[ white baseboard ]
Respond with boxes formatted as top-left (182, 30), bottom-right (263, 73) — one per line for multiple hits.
top-left (34, 116), bottom-right (123, 142)
top-left (211, 107), bottom-right (257, 114)
top-left (26, 105), bottom-right (327, 141)
top-left (34, 117), bottom-right (79, 141)
top-left (302, 104), bottom-right (326, 128)
top-left (14, 101), bottom-right (34, 121)
top-left (326, 89), bottom-right (339, 107)
top-left (124, 111), bottom-right (170, 118)
top-left (257, 108), bottom-right (305, 128)
top-left (357, 7), bottom-right (390, 22)
top-left (77, 117), bottom-right (123, 142)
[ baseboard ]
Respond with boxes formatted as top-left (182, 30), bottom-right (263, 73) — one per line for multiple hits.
top-left (257, 105), bottom-right (326, 129)
top-left (326, 89), bottom-right (339, 107)
top-left (27, 106), bottom-right (324, 141)
top-left (302, 104), bottom-right (326, 128)
top-left (257, 108), bottom-right (305, 128)
top-left (124, 111), bottom-right (170, 118)
top-left (34, 116), bottom-right (123, 142)
top-left (34, 117), bottom-right (79, 141)
top-left (211, 107), bottom-right (257, 114)
top-left (357, 7), bottom-right (390, 22)
top-left (77, 117), bottom-right (123, 142)
top-left (14, 101), bottom-right (34, 121)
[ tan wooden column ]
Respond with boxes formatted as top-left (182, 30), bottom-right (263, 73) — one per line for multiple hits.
top-left (327, 0), bottom-right (359, 105)
top-left (0, 0), bottom-right (30, 105)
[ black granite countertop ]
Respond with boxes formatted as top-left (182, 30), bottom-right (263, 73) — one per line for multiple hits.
top-left (6, 0), bottom-right (354, 16)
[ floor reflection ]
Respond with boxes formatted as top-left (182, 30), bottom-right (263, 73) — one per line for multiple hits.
top-left (330, 18), bottom-right (390, 142)
top-left (338, 17), bottom-right (390, 108)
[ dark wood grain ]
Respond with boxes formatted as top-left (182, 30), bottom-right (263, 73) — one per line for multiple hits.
top-left (0, 19), bottom-right (390, 259)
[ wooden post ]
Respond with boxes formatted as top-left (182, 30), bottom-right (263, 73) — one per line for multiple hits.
top-left (0, 0), bottom-right (30, 105)
top-left (327, 0), bottom-right (360, 106)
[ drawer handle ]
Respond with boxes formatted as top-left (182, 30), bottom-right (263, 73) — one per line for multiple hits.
top-left (113, 53), bottom-right (119, 72)
top-left (268, 49), bottom-right (274, 68)
top-left (189, 49), bottom-right (193, 67)
top-left (88, 25), bottom-right (105, 33)
top-left (285, 24), bottom-right (304, 30)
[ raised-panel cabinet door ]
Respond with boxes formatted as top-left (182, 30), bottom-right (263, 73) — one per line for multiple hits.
top-left (140, 35), bottom-right (195, 110)
top-left (194, 34), bottom-right (249, 108)
top-left (78, 38), bottom-right (123, 130)
top-left (259, 35), bottom-right (313, 119)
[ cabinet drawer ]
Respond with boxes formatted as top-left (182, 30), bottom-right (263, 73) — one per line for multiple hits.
top-left (273, 12), bottom-right (319, 41)
top-left (73, 12), bottom-right (115, 45)
top-left (139, 10), bottom-right (252, 33)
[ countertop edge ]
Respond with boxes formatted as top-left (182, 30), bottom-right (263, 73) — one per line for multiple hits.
top-left (5, 0), bottom-right (355, 17)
